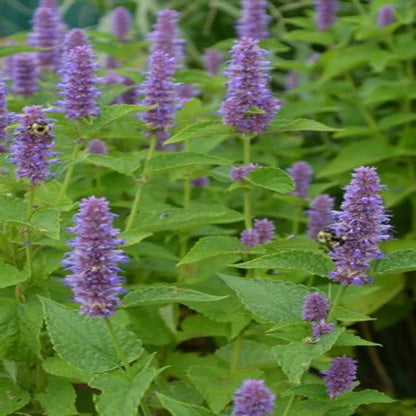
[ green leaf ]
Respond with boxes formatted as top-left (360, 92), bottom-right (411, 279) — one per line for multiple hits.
top-left (282, 29), bottom-right (335, 45)
top-left (188, 365), bottom-right (262, 413)
top-left (233, 250), bottom-right (334, 277)
top-left (157, 393), bottom-right (217, 416)
top-left (0, 45), bottom-right (47, 58)
top-left (0, 195), bottom-right (26, 227)
top-left (41, 298), bottom-right (143, 372)
top-left (245, 167), bottom-right (295, 194)
top-left (82, 153), bottom-right (142, 176)
top-left (335, 307), bottom-right (374, 323)
top-left (267, 118), bottom-right (341, 133)
top-left (370, 250), bottom-right (416, 275)
top-left (31, 208), bottom-right (60, 240)
top-left (221, 276), bottom-right (310, 326)
top-left (146, 152), bottom-right (232, 175)
top-left (0, 379), bottom-right (30, 416)
top-left (0, 297), bottom-right (42, 361)
top-left (335, 332), bottom-right (381, 347)
top-left (334, 389), bottom-right (395, 408)
top-left (0, 263), bottom-right (29, 289)
top-left (120, 231), bottom-right (153, 247)
top-left (164, 121), bottom-right (233, 145)
top-left (90, 367), bottom-right (163, 416)
top-left (36, 376), bottom-right (77, 416)
top-left (272, 328), bottom-right (344, 384)
top-left (42, 357), bottom-right (93, 382)
top-left (282, 383), bottom-right (327, 400)
top-left (123, 286), bottom-right (227, 308)
top-left (178, 236), bottom-right (242, 265)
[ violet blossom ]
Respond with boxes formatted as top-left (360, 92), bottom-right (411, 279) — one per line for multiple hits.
top-left (231, 379), bottom-right (275, 416)
top-left (88, 139), bottom-right (108, 155)
top-left (287, 161), bottom-right (313, 199)
top-left (62, 196), bottom-right (128, 318)
top-left (240, 228), bottom-right (260, 248)
top-left (315, 0), bottom-right (339, 31)
top-left (0, 82), bottom-right (7, 150)
top-left (321, 355), bottom-right (357, 399)
top-left (377, 6), bottom-right (395, 28)
top-left (203, 49), bottom-right (223, 76)
top-left (236, 0), bottom-right (270, 40)
top-left (302, 292), bottom-right (330, 322)
top-left (220, 38), bottom-right (281, 134)
top-left (112, 7), bottom-right (132, 42)
top-left (9, 106), bottom-right (57, 185)
top-left (329, 166), bottom-right (391, 286)
top-left (312, 320), bottom-right (334, 341)
top-left (11, 53), bottom-right (39, 96)
top-left (230, 163), bottom-right (260, 182)
top-left (307, 194), bottom-right (334, 241)
top-left (254, 218), bottom-right (275, 243)
top-left (192, 176), bottom-right (210, 187)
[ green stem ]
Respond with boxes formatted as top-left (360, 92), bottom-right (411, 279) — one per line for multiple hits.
top-left (56, 143), bottom-right (82, 204)
top-left (125, 136), bottom-right (157, 232)
top-left (105, 319), bottom-right (133, 378)
top-left (140, 400), bottom-right (152, 416)
top-left (282, 394), bottom-right (296, 416)
top-left (25, 188), bottom-right (35, 279)
top-left (230, 336), bottom-right (242, 372)
top-left (327, 285), bottom-right (347, 322)
top-left (242, 135), bottom-right (253, 229)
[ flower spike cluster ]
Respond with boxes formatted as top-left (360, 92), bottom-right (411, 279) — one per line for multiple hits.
top-left (231, 379), bottom-right (275, 416)
top-left (10, 106), bottom-right (57, 185)
top-left (329, 166), bottom-right (391, 286)
top-left (112, 7), bottom-right (132, 42)
top-left (220, 38), bottom-right (281, 134)
top-left (57, 45), bottom-right (100, 120)
top-left (287, 161), bottom-right (313, 199)
top-left (307, 194), bottom-right (334, 241)
top-left (377, 6), bottom-right (395, 28)
top-left (236, 0), bottom-right (270, 40)
top-left (240, 218), bottom-right (275, 248)
top-left (315, 0), bottom-right (339, 31)
top-left (203, 49), bottom-right (223, 76)
top-left (322, 356), bottom-right (357, 398)
top-left (11, 53), bottom-right (39, 96)
top-left (0, 83), bottom-right (7, 150)
top-left (63, 197), bottom-right (128, 318)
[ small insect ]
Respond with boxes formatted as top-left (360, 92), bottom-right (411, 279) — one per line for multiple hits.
top-left (317, 228), bottom-right (347, 251)
top-left (27, 121), bottom-right (50, 135)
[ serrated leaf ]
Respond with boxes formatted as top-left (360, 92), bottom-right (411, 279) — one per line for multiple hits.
top-left (31, 208), bottom-right (60, 240)
top-left (370, 249), bottom-right (416, 275)
top-left (179, 236), bottom-right (242, 265)
top-left (90, 367), bottom-right (162, 416)
top-left (335, 307), bottom-right (374, 323)
top-left (335, 332), bottom-right (381, 347)
top-left (0, 380), bottom-right (31, 416)
top-left (0, 195), bottom-right (26, 227)
top-left (267, 118), bottom-right (341, 133)
top-left (36, 376), bottom-right (77, 416)
top-left (41, 298), bottom-right (142, 372)
top-left (188, 365), bottom-right (262, 413)
top-left (272, 328), bottom-right (344, 384)
top-left (0, 264), bottom-right (30, 288)
top-left (233, 250), bottom-right (334, 277)
top-left (221, 276), bottom-right (310, 326)
top-left (146, 152), bottom-right (231, 175)
top-left (82, 154), bottom-right (142, 176)
top-left (123, 286), bottom-right (227, 308)
top-left (245, 167), bottom-right (295, 194)
top-left (334, 389), bottom-right (395, 408)
top-left (42, 357), bottom-right (93, 382)
top-left (165, 121), bottom-right (233, 145)
top-left (157, 393), bottom-right (217, 416)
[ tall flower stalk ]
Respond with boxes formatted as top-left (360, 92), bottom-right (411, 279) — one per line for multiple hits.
top-left (11, 53), bottom-right (39, 96)
top-left (236, 0), bottom-right (270, 40)
top-left (0, 82), bottom-right (8, 152)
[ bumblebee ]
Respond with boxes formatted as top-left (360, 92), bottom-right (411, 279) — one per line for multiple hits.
top-left (27, 121), bottom-right (50, 136)
top-left (317, 228), bottom-right (347, 251)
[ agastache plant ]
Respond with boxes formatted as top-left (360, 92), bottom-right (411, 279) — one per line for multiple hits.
top-left (329, 166), bottom-right (391, 285)
top-left (236, 0), bottom-right (270, 40)
top-left (307, 194), bottom-right (334, 241)
top-left (315, 0), bottom-right (339, 31)
top-left (0, 82), bottom-right (7, 151)
top-left (220, 38), bottom-right (280, 134)
top-left (377, 6), bottom-right (395, 28)
top-left (230, 163), bottom-right (260, 182)
top-left (28, 6), bottom-right (61, 70)
top-left (203, 49), bottom-right (223, 76)
top-left (112, 7), bottom-right (132, 42)
top-left (322, 356), bottom-right (357, 399)
top-left (10, 106), bottom-right (57, 185)
top-left (62, 196), bottom-right (128, 318)
top-left (302, 292), bottom-right (330, 321)
top-left (11, 53), bottom-right (39, 96)
top-left (231, 379), bottom-right (275, 416)
top-left (57, 45), bottom-right (100, 120)
top-left (287, 161), bottom-right (313, 199)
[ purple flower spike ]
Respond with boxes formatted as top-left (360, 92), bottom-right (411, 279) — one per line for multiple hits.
top-left (285, 70), bottom-right (299, 90)
top-left (240, 228), bottom-right (260, 248)
top-left (203, 49), bottom-right (223, 76)
top-left (307, 194), bottom-right (334, 241)
top-left (377, 6), bottom-right (395, 28)
top-left (141, 51), bottom-right (178, 147)
top-left (254, 218), bottom-right (275, 243)
top-left (88, 139), bottom-right (108, 155)
top-left (329, 167), bottom-right (391, 286)
top-left (62, 29), bottom-right (90, 57)
top-left (230, 163), bottom-right (260, 182)
top-left (236, 0), bottom-right (271, 40)
top-left (302, 292), bottom-right (330, 322)
top-left (312, 320), bottom-right (334, 341)
top-left (112, 7), bottom-right (132, 42)
top-left (40, 0), bottom-right (58, 8)
top-left (287, 161), bottom-right (313, 199)
top-left (321, 356), bottom-right (357, 399)
top-left (232, 379), bottom-right (275, 416)
top-left (0, 83), bottom-right (7, 148)
top-left (192, 176), bottom-right (210, 187)
top-left (28, 7), bottom-right (61, 70)
top-left (10, 106), bottom-right (57, 185)
top-left (62, 196), bottom-right (128, 318)
top-left (11, 53), bottom-right (39, 96)
top-left (148, 9), bottom-right (185, 68)
top-left (315, 0), bottom-right (339, 31)
top-left (220, 38), bottom-right (281, 134)
top-left (57, 45), bottom-right (100, 120)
